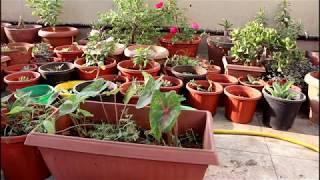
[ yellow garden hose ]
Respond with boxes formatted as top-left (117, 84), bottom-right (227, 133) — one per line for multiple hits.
top-left (213, 129), bottom-right (319, 152)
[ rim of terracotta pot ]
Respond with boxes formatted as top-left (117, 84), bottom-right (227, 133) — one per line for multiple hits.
top-left (54, 44), bottom-right (83, 54)
top-left (4, 71), bottom-right (40, 84)
top-left (117, 60), bottom-right (161, 74)
top-left (124, 45), bottom-right (169, 60)
top-left (39, 62), bottom-right (75, 73)
top-left (304, 71), bottom-right (319, 88)
top-left (99, 74), bottom-right (129, 84)
top-left (6, 42), bottom-right (34, 51)
top-left (224, 85), bottom-right (262, 101)
top-left (238, 76), bottom-right (265, 88)
top-left (156, 75), bottom-right (183, 91)
top-left (74, 57), bottom-right (116, 69)
top-left (186, 80), bottom-right (224, 95)
top-left (4, 63), bottom-right (38, 74)
top-left (4, 24), bottom-right (42, 30)
top-left (207, 74), bottom-right (238, 87)
top-left (38, 26), bottom-right (79, 38)
top-left (171, 65), bottom-right (207, 77)
top-left (262, 87), bottom-right (306, 103)
top-left (160, 33), bottom-right (202, 45)
top-left (119, 81), bottom-right (144, 97)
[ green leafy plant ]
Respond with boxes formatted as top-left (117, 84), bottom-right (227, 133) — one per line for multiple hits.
top-left (26, 0), bottom-right (62, 27)
top-left (189, 79), bottom-right (215, 92)
top-left (18, 76), bottom-right (30, 81)
top-left (255, 8), bottom-right (268, 27)
top-left (132, 47), bottom-right (152, 70)
top-left (160, 79), bottom-right (173, 87)
top-left (245, 75), bottom-right (263, 85)
top-left (164, 55), bottom-right (199, 67)
top-left (265, 81), bottom-right (298, 100)
top-left (32, 43), bottom-right (52, 59)
top-left (218, 18), bottom-right (233, 37)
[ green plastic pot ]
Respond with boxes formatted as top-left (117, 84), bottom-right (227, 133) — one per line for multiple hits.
top-left (15, 84), bottom-right (54, 105)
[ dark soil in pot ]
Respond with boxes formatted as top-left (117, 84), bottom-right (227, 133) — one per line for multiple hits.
top-left (38, 62), bottom-right (76, 86)
top-left (4, 24), bottom-right (42, 43)
top-left (171, 65), bottom-right (207, 83)
top-left (117, 60), bottom-right (160, 80)
top-left (262, 88), bottom-right (306, 130)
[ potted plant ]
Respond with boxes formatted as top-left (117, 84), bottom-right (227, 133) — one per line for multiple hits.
top-left (1, 92), bottom-right (58, 180)
top-left (124, 45), bottom-right (169, 65)
top-left (1, 22), bottom-right (11, 44)
top-left (16, 84), bottom-right (55, 105)
top-left (118, 47), bottom-right (161, 80)
top-left (4, 71), bottom-right (40, 92)
top-left (38, 62), bottom-right (76, 86)
top-left (238, 74), bottom-right (265, 91)
top-left (1, 55), bottom-right (11, 91)
top-left (171, 65), bottom-right (207, 83)
top-left (54, 80), bottom-right (84, 99)
top-left (224, 85), bottom-right (262, 124)
top-left (54, 43), bottom-right (84, 62)
top-left (4, 16), bottom-right (42, 43)
top-left (3, 63), bottom-right (38, 75)
top-left (31, 42), bottom-right (55, 65)
top-left (262, 81), bottom-right (306, 130)
top-left (119, 80), bottom-right (145, 104)
top-left (201, 59), bottom-right (222, 76)
top-left (26, 0), bottom-right (79, 47)
top-left (186, 80), bottom-right (223, 114)
top-left (157, 75), bottom-right (183, 93)
top-left (304, 71), bottom-right (319, 124)
top-left (207, 19), bottom-right (234, 72)
top-left (157, 0), bottom-right (201, 57)
top-left (1, 42), bottom-right (33, 65)
top-left (164, 55), bottom-right (200, 75)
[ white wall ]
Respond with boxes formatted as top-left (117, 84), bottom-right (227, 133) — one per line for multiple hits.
top-left (1, 0), bottom-right (319, 36)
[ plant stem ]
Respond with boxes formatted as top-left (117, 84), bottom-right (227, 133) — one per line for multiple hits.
top-left (55, 123), bottom-right (96, 134)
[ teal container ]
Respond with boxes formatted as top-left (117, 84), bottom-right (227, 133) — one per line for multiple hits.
top-left (15, 84), bottom-right (54, 105)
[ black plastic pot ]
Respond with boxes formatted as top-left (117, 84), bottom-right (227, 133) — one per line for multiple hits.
top-left (38, 62), bottom-right (76, 86)
top-left (262, 87), bottom-right (306, 130)
top-left (171, 65), bottom-right (207, 83)
top-left (73, 80), bottom-right (117, 102)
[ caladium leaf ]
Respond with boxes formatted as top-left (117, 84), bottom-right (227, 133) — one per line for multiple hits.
top-left (79, 78), bottom-right (108, 97)
top-left (123, 82), bottom-right (138, 105)
top-left (42, 119), bottom-right (55, 134)
top-left (45, 92), bottom-right (60, 108)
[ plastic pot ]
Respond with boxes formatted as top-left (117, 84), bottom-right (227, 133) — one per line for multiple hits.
top-left (262, 87), bottom-right (306, 130)
top-left (1, 22), bottom-right (11, 44)
top-left (4, 24), bottom-right (42, 43)
top-left (74, 58), bottom-right (117, 80)
top-left (54, 80), bottom-right (84, 98)
top-left (238, 76), bottom-right (265, 91)
top-left (1, 42), bottom-right (33, 65)
top-left (117, 60), bottom-right (160, 80)
top-left (304, 71), bottom-right (319, 124)
top-left (186, 80), bottom-right (223, 114)
top-left (54, 44), bottom-right (84, 62)
top-left (171, 65), bottom-right (207, 83)
top-left (16, 84), bottom-right (54, 105)
top-left (3, 63), bottom-right (38, 75)
top-left (4, 71), bottom-right (40, 92)
top-left (224, 85), bottom-right (262, 124)
top-left (119, 81), bottom-right (144, 104)
top-left (38, 26), bottom-right (79, 47)
top-left (156, 75), bottom-right (183, 93)
top-left (38, 62), bottom-right (76, 86)
top-left (207, 36), bottom-right (233, 72)
top-left (159, 33), bottom-right (201, 57)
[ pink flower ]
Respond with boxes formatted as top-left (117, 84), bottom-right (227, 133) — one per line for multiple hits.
top-left (154, 1), bottom-right (164, 9)
top-left (170, 26), bottom-right (177, 34)
top-left (191, 22), bottom-right (200, 30)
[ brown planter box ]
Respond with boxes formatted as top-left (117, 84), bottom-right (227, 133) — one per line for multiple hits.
top-left (222, 56), bottom-right (266, 78)
top-left (25, 101), bottom-right (218, 180)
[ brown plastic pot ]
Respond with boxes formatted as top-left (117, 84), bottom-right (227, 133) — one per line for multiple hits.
top-left (1, 42), bottom-right (33, 65)
top-left (4, 71), bottom-right (40, 92)
top-left (224, 85), bottom-right (262, 124)
top-left (74, 57), bottom-right (117, 80)
top-left (117, 60), bottom-right (160, 80)
top-left (171, 65), bottom-right (207, 83)
top-left (186, 80), bottom-right (223, 114)
top-left (4, 24), bottom-right (42, 43)
top-left (238, 76), bottom-right (265, 91)
top-left (207, 36), bottom-right (233, 72)
top-left (119, 81), bottom-right (144, 104)
top-left (25, 101), bottom-right (218, 180)
top-left (156, 75), bottom-right (183, 93)
top-left (54, 44), bottom-right (84, 62)
top-left (38, 26), bottom-right (79, 47)
top-left (1, 22), bottom-right (11, 44)
top-left (3, 63), bottom-right (38, 75)
top-left (159, 33), bottom-right (201, 57)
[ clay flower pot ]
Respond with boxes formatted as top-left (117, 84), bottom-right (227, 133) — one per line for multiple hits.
top-left (156, 75), bottom-right (183, 93)
top-left (1, 22), bottom-right (11, 43)
top-left (238, 76), bottom-right (265, 91)
top-left (1, 42), bottom-right (33, 65)
top-left (171, 65), bottom-right (207, 83)
top-left (124, 45), bottom-right (169, 65)
top-left (119, 81), bottom-right (144, 104)
top-left (1, 55), bottom-right (11, 91)
top-left (3, 63), bottom-right (38, 75)
top-left (38, 26), bottom-right (79, 47)
top-left (159, 33), bottom-right (201, 57)
top-left (117, 60), bottom-right (160, 80)
top-left (304, 71), bottom-right (319, 124)
top-left (4, 24), bottom-right (42, 43)
top-left (54, 44), bottom-right (84, 62)
top-left (262, 87), bottom-right (306, 130)
top-left (207, 36), bottom-right (233, 72)
top-left (74, 57), bottom-right (117, 80)
top-left (207, 64), bottom-right (221, 76)
top-left (4, 71), bottom-right (40, 92)
top-left (25, 101), bottom-right (218, 180)
top-left (100, 74), bottom-right (129, 85)
top-left (224, 85), bottom-right (262, 124)
top-left (186, 80), bottom-right (223, 114)
top-left (38, 62), bottom-right (76, 86)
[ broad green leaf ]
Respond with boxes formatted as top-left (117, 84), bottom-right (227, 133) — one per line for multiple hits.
top-left (59, 100), bottom-right (78, 116)
top-left (46, 92), bottom-right (60, 108)
top-left (123, 82), bottom-right (138, 105)
top-left (7, 106), bottom-right (27, 115)
top-left (79, 78), bottom-right (108, 97)
top-left (42, 119), bottom-right (55, 134)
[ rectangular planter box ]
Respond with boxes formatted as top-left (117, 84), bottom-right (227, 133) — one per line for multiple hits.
top-left (25, 101), bottom-right (218, 180)
top-left (222, 56), bottom-right (266, 78)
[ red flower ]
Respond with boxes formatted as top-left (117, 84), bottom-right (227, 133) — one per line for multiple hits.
top-left (191, 22), bottom-right (200, 30)
top-left (154, 1), bottom-right (164, 9)
top-left (170, 26), bottom-right (177, 34)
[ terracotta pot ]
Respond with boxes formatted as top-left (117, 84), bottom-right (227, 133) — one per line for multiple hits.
top-left (171, 65), bottom-right (207, 83)
top-left (4, 24), bottom-right (42, 43)
top-left (1, 42), bottom-right (33, 65)
top-left (119, 81), bottom-right (144, 104)
top-left (4, 71), bottom-right (40, 92)
top-left (159, 33), bottom-right (201, 57)
top-left (156, 75), bottom-right (183, 93)
top-left (25, 101), bottom-right (218, 180)
top-left (186, 80), bottom-right (223, 114)
top-left (304, 71), bottom-right (319, 124)
top-left (222, 56), bottom-right (266, 78)
top-left (3, 63), bottom-right (38, 75)
top-left (124, 45), bottom-right (169, 65)
top-left (1, 56), bottom-right (11, 91)
top-left (207, 64), bottom-right (221, 76)
top-left (1, 22), bottom-right (11, 44)
top-left (74, 57), bottom-right (117, 80)
top-left (238, 76), bottom-right (265, 91)
top-left (54, 44), bottom-right (84, 62)
top-left (38, 62), bottom-right (76, 86)
top-left (163, 64), bottom-right (174, 76)
top-left (207, 36), bottom-right (233, 72)
top-left (38, 26), bottom-right (79, 47)
top-left (306, 51), bottom-right (319, 66)
top-left (224, 85), bottom-right (262, 124)
top-left (117, 60), bottom-right (160, 80)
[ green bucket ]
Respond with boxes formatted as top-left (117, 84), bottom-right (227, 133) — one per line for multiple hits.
top-left (15, 84), bottom-right (54, 105)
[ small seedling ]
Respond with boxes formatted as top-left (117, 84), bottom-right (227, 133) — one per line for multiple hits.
top-left (18, 76), bottom-right (30, 81)
top-left (189, 79), bottom-right (215, 92)
top-left (246, 75), bottom-right (262, 85)
top-left (133, 47), bottom-right (152, 70)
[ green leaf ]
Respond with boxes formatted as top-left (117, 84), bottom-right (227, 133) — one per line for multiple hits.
top-left (79, 78), bottom-right (108, 97)
top-left (59, 99), bottom-right (78, 116)
top-left (7, 106), bottom-right (27, 115)
top-left (123, 82), bottom-right (138, 105)
top-left (77, 109), bottom-right (94, 117)
top-left (42, 119), bottom-right (55, 134)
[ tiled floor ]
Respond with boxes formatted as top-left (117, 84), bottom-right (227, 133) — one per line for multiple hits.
top-left (205, 107), bottom-right (319, 180)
